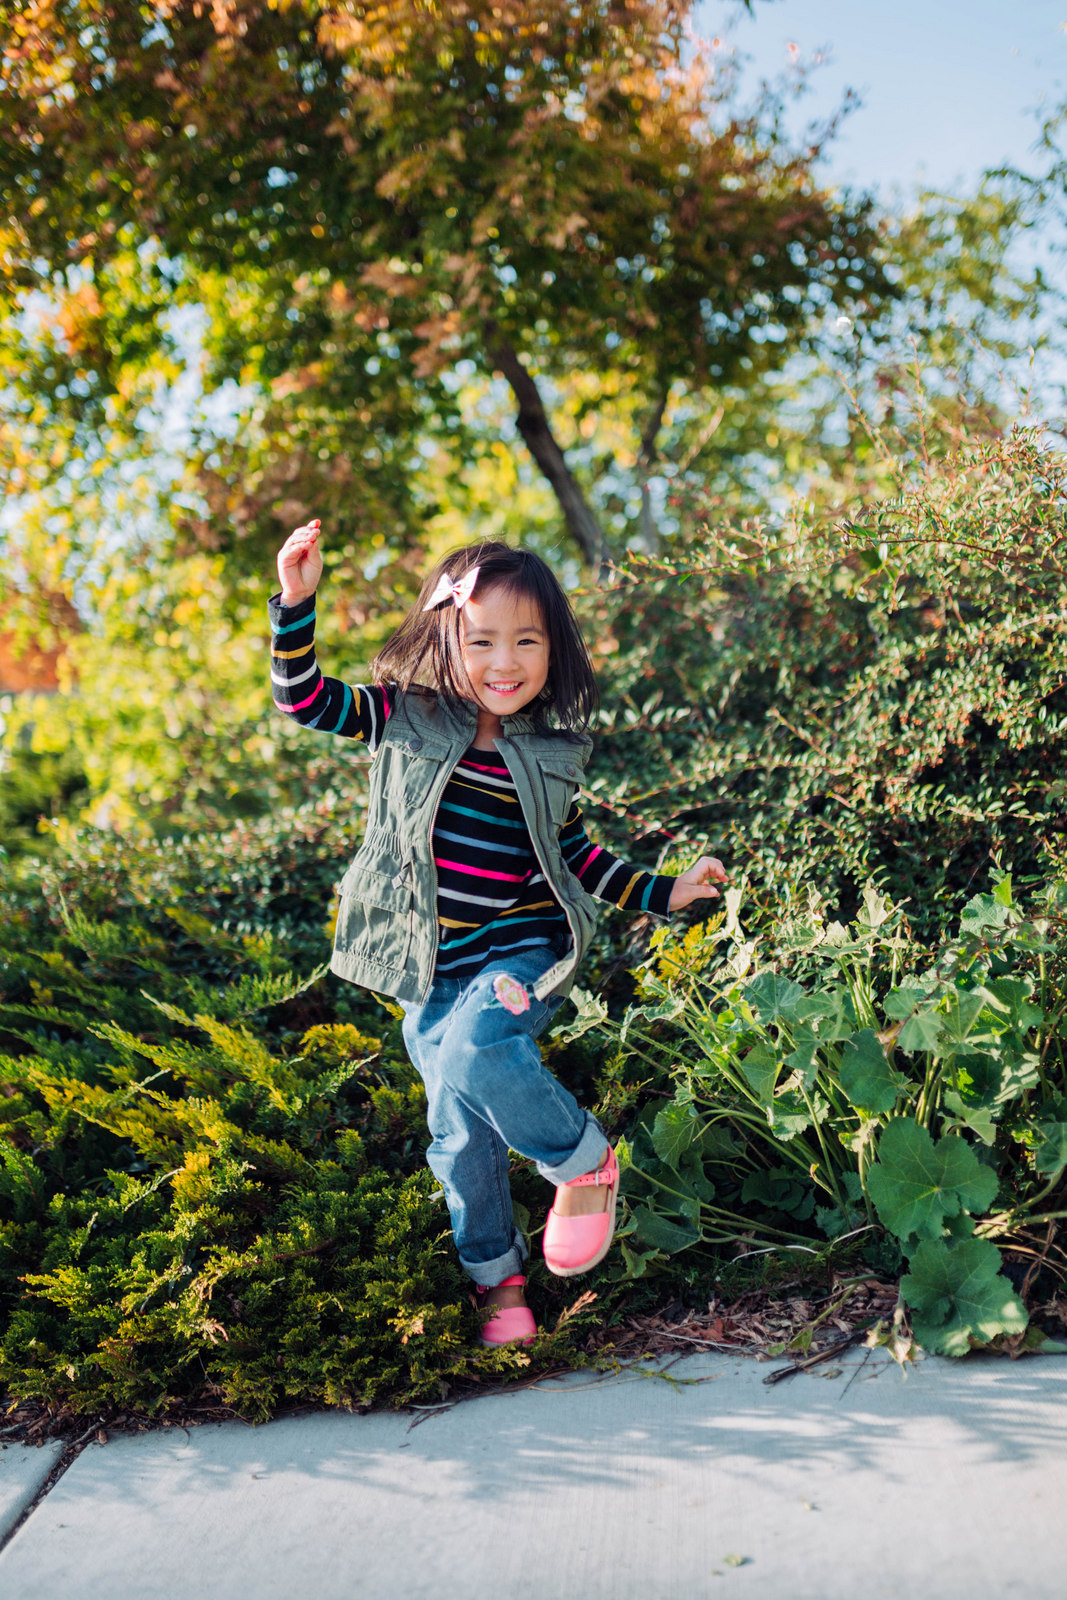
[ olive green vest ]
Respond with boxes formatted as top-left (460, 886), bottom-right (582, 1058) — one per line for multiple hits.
top-left (329, 687), bottom-right (597, 1006)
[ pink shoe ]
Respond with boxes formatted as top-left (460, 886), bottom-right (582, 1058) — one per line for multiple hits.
top-left (475, 1274), bottom-right (537, 1347)
top-left (543, 1145), bottom-right (619, 1277)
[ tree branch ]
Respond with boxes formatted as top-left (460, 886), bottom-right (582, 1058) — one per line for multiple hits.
top-left (485, 329), bottom-right (605, 569)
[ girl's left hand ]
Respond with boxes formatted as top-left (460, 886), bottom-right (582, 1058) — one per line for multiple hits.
top-left (668, 855), bottom-right (728, 912)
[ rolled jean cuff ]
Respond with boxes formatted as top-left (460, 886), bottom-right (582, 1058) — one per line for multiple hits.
top-left (459, 1226), bottom-right (529, 1288)
top-left (538, 1113), bottom-right (609, 1187)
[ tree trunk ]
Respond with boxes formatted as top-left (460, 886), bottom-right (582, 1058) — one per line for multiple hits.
top-left (485, 330), bottom-right (605, 569)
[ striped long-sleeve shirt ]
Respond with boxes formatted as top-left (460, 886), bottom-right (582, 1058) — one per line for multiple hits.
top-left (269, 592), bottom-right (675, 977)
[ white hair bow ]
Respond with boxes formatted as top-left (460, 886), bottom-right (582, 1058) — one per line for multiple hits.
top-left (422, 565), bottom-right (480, 611)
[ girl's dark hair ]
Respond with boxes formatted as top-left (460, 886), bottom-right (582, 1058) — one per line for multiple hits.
top-left (370, 541), bottom-right (599, 731)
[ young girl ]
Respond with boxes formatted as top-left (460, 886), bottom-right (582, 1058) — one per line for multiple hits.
top-left (270, 522), bottom-right (726, 1345)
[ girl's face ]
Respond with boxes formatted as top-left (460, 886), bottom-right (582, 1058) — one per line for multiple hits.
top-left (458, 584), bottom-right (550, 716)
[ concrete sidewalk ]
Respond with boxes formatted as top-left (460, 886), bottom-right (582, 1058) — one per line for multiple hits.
top-left (1, 1352), bottom-right (1065, 1599)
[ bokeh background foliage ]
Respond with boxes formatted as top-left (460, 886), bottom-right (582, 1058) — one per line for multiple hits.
top-left (2, 0), bottom-right (1067, 1419)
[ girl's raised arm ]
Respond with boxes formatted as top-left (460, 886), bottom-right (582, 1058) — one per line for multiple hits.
top-left (269, 520), bottom-right (392, 750)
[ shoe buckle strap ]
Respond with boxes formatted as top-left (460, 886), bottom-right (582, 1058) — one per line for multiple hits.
top-left (475, 1272), bottom-right (526, 1292)
top-left (566, 1151), bottom-right (616, 1189)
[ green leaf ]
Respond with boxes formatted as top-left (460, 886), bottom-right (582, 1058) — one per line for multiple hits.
top-left (618, 992), bottom-right (685, 1042)
top-left (676, 1150), bottom-right (717, 1204)
top-left (739, 1043), bottom-right (778, 1104)
top-left (884, 980), bottom-right (937, 1021)
top-left (941, 1090), bottom-right (998, 1147)
top-left (897, 1008), bottom-right (945, 1055)
top-left (858, 885), bottom-right (892, 930)
top-left (816, 1201), bottom-right (865, 1239)
top-left (697, 1124), bottom-right (743, 1164)
top-left (631, 1206), bottom-right (701, 1254)
top-left (939, 987), bottom-right (991, 1047)
top-left (901, 1237), bottom-right (1028, 1356)
top-left (767, 1088), bottom-right (823, 1142)
top-left (619, 1240), bottom-right (665, 1279)
top-left (950, 1049), bottom-right (1041, 1110)
top-left (807, 988), bottom-right (859, 1043)
top-left (1033, 1121), bottom-right (1067, 1177)
top-left (651, 1101), bottom-right (700, 1167)
top-left (0, 1001), bottom-right (92, 1030)
top-left (741, 1166), bottom-right (815, 1219)
top-left (553, 986), bottom-right (608, 1045)
top-left (791, 993), bottom-right (839, 1024)
top-left (866, 1118), bottom-right (998, 1241)
top-left (839, 1029), bottom-right (902, 1114)
top-left (983, 976), bottom-right (1043, 1031)
top-left (631, 1165), bottom-right (704, 1231)
top-left (741, 973), bottom-right (806, 1023)
top-left (614, 1135), bottom-right (634, 1173)
top-left (959, 893), bottom-right (1011, 936)
top-left (783, 1024), bottom-right (820, 1088)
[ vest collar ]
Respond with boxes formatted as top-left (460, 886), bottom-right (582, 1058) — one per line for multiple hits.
top-left (499, 709), bottom-right (542, 736)
top-left (451, 695), bottom-right (543, 739)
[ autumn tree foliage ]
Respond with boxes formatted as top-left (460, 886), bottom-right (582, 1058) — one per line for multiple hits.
top-left (1, 0), bottom-right (890, 568)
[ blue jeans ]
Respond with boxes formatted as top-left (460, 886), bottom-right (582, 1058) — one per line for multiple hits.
top-left (401, 944), bottom-right (608, 1287)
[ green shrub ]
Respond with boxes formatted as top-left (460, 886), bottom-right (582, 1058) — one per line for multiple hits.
top-left (600, 873), bottom-right (1066, 1354)
top-left (0, 899), bottom-right (468, 1416)
top-left (591, 428), bottom-right (1067, 939)
top-left (0, 811), bottom-right (622, 1421)
top-left (0, 740), bottom-right (89, 862)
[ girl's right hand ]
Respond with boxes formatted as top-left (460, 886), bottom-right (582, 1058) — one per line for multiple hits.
top-left (277, 519), bottom-right (324, 605)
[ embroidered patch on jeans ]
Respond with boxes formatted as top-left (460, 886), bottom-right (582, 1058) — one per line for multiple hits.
top-left (491, 973), bottom-right (531, 1016)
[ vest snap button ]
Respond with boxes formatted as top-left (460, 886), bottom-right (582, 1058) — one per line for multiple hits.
top-left (408, 738), bottom-right (422, 753)
top-left (565, 764), bottom-right (576, 777)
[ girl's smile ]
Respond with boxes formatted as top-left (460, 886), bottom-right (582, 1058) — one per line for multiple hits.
top-left (459, 586), bottom-right (550, 739)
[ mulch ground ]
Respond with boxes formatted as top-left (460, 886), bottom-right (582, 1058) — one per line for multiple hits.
top-left (587, 1274), bottom-right (904, 1372)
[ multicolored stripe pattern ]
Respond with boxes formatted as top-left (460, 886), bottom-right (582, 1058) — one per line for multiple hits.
top-left (269, 592), bottom-right (675, 977)
top-left (269, 592), bottom-right (391, 745)
top-left (431, 744), bottom-right (674, 978)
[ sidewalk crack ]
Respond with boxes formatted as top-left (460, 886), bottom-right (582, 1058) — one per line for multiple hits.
top-left (0, 1424), bottom-right (104, 1558)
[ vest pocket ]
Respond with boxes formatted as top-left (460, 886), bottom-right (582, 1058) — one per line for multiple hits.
top-left (335, 867), bottom-right (415, 971)
top-left (375, 739), bottom-right (452, 811)
top-left (538, 757), bottom-right (580, 829)
top-left (338, 865), bottom-right (411, 908)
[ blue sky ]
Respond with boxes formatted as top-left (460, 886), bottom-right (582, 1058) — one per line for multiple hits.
top-left (694, 0), bottom-right (1067, 195)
